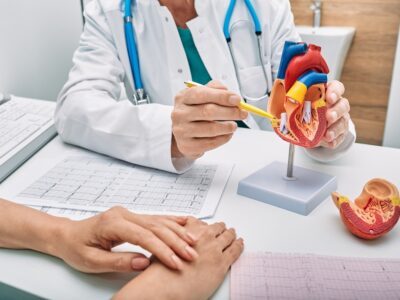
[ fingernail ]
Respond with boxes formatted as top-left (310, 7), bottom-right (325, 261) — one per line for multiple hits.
top-left (131, 257), bottom-right (150, 270)
top-left (185, 245), bottom-right (199, 259)
top-left (186, 232), bottom-right (198, 243)
top-left (330, 93), bottom-right (338, 102)
top-left (330, 111), bottom-right (337, 121)
top-left (328, 130), bottom-right (335, 140)
top-left (171, 254), bottom-right (184, 270)
top-left (229, 95), bottom-right (241, 105)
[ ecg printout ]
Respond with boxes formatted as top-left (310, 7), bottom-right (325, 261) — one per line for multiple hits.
top-left (231, 252), bottom-right (400, 300)
top-left (15, 156), bottom-right (233, 218)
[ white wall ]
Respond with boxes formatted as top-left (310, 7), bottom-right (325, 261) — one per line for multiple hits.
top-left (383, 27), bottom-right (400, 148)
top-left (0, 0), bottom-right (83, 101)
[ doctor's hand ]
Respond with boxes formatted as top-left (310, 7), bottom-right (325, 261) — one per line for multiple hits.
top-left (319, 80), bottom-right (351, 149)
top-left (54, 207), bottom-right (198, 273)
top-left (171, 80), bottom-right (248, 160)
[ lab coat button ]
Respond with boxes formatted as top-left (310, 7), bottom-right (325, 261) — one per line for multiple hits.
top-left (222, 74), bottom-right (228, 80)
top-left (177, 68), bottom-right (183, 74)
top-left (165, 17), bottom-right (169, 22)
top-left (199, 28), bottom-right (204, 34)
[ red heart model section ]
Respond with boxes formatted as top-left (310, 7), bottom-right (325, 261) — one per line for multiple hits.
top-left (267, 41), bottom-right (329, 148)
top-left (332, 179), bottom-right (400, 240)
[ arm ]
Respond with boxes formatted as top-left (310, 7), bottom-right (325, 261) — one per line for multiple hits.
top-left (0, 199), bottom-right (199, 273)
top-left (0, 198), bottom-right (67, 257)
top-left (55, 1), bottom-right (190, 173)
top-left (114, 218), bottom-right (244, 300)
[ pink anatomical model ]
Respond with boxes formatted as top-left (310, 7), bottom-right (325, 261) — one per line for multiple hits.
top-left (332, 178), bottom-right (400, 240)
top-left (267, 41), bottom-right (329, 148)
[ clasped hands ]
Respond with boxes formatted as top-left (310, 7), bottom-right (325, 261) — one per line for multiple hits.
top-left (171, 80), bottom-right (351, 159)
top-left (54, 207), bottom-right (242, 276)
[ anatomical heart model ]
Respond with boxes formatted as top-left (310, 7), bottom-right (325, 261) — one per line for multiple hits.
top-left (268, 41), bottom-right (329, 148)
top-left (332, 179), bottom-right (400, 240)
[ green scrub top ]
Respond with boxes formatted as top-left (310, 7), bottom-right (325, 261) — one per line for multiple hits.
top-left (177, 27), bottom-right (248, 128)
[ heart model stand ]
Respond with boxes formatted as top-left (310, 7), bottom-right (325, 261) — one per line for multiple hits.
top-left (237, 143), bottom-right (337, 216)
top-left (238, 41), bottom-right (338, 215)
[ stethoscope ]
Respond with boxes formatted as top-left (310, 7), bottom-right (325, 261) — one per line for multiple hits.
top-left (124, 0), bottom-right (150, 105)
top-left (124, 0), bottom-right (270, 105)
top-left (223, 0), bottom-right (271, 102)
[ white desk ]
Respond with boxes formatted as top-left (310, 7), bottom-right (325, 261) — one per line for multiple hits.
top-left (0, 129), bottom-right (399, 299)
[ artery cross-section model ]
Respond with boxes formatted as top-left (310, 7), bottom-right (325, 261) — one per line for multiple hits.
top-left (268, 41), bottom-right (329, 148)
top-left (332, 179), bottom-right (400, 240)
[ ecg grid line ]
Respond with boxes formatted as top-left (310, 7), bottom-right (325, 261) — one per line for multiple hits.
top-left (231, 252), bottom-right (400, 300)
top-left (19, 157), bottom-right (218, 215)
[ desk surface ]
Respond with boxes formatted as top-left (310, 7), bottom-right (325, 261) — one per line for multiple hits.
top-left (0, 129), bottom-right (399, 299)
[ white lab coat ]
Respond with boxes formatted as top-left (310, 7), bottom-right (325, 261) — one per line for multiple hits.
top-left (56, 0), bottom-right (356, 173)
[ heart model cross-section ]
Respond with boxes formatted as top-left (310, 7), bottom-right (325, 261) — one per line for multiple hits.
top-left (267, 41), bottom-right (329, 148)
top-left (332, 178), bottom-right (400, 240)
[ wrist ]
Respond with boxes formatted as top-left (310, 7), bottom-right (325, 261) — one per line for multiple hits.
top-left (35, 216), bottom-right (73, 258)
top-left (115, 262), bottom-right (187, 300)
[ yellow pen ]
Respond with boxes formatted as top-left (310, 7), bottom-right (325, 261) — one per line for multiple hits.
top-left (184, 81), bottom-right (276, 121)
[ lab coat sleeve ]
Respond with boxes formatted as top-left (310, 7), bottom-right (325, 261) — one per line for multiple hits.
top-left (55, 0), bottom-right (192, 174)
top-left (268, 0), bottom-right (356, 162)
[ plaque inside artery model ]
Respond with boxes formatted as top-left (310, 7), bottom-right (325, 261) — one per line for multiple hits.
top-left (268, 41), bottom-right (330, 148)
top-left (332, 179), bottom-right (400, 240)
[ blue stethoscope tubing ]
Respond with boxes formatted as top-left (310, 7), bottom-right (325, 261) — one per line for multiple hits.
top-left (124, 0), bottom-right (143, 90)
top-left (124, 0), bottom-right (150, 104)
top-left (223, 0), bottom-right (271, 98)
top-left (223, 0), bottom-right (262, 41)
top-left (124, 0), bottom-right (269, 104)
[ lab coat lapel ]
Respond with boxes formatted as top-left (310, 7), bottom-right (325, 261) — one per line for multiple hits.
top-left (188, 0), bottom-right (259, 129)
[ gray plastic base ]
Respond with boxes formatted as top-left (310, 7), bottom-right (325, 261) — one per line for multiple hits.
top-left (237, 161), bottom-right (337, 215)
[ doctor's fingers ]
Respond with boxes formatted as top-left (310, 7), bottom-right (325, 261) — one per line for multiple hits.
top-left (326, 80), bottom-right (345, 106)
top-left (326, 97), bottom-right (350, 126)
top-left (323, 113), bottom-right (350, 143)
top-left (178, 85), bottom-right (241, 107)
top-left (175, 121), bottom-right (238, 138)
top-left (206, 80), bottom-right (229, 90)
top-left (319, 133), bottom-right (346, 149)
top-left (184, 134), bottom-right (234, 156)
top-left (111, 219), bottom-right (186, 270)
top-left (176, 104), bottom-right (247, 122)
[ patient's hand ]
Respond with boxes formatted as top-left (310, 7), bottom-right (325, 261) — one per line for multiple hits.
top-left (114, 217), bottom-right (244, 300)
top-left (55, 207), bottom-right (198, 273)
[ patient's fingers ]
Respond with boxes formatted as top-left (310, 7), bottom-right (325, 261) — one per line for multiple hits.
top-left (223, 238), bottom-right (244, 268)
top-left (216, 228), bottom-right (237, 250)
top-left (82, 249), bottom-right (150, 273)
top-left (207, 222), bottom-right (227, 238)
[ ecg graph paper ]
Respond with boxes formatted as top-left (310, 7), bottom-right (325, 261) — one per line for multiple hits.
top-left (231, 252), bottom-right (400, 300)
top-left (16, 156), bottom-right (232, 218)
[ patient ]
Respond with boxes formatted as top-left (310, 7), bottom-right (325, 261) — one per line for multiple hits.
top-left (0, 199), bottom-right (243, 299)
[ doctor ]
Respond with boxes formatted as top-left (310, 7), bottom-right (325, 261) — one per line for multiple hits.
top-left (56, 0), bottom-right (355, 174)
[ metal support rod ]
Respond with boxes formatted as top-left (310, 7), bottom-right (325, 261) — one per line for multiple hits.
top-left (286, 143), bottom-right (295, 178)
